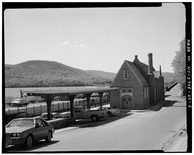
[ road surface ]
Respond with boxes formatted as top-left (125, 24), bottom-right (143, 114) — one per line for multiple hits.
top-left (7, 85), bottom-right (186, 152)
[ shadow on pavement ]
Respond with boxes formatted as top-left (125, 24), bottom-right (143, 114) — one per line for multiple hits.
top-left (73, 112), bottom-right (133, 128)
top-left (165, 95), bottom-right (171, 98)
top-left (163, 100), bottom-right (177, 107)
top-left (146, 100), bottom-right (178, 112)
top-left (150, 99), bottom-right (186, 112)
top-left (6, 140), bottom-right (59, 152)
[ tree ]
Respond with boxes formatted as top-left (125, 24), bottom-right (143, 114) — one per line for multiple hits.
top-left (171, 38), bottom-right (186, 96)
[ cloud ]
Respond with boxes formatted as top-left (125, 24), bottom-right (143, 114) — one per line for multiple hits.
top-left (80, 44), bottom-right (85, 48)
top-left (61, 41), bottom-right (70, 46)
top-left (73, 43), bottom-right (90, 49)
top-left (61, 41), bottom-right (90, 50)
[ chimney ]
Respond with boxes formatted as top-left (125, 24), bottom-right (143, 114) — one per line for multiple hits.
top-left (135, 55), bottom-right (138, 59)
top-left (159, 65), bottom-right (162, 77)
top-left (148, 53), bottom-right (153, 74)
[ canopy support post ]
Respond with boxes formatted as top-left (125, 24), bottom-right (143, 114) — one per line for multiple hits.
top-left (68, 95), bottom-right (76, 118)
top-left (99, 92), bottom-right (103, 108)
top-left (85, 93), bottom-right (92, 109)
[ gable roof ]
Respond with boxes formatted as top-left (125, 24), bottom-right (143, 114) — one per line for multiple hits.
top-left (133, 57), bottom-right (155, 81)
top-left (153, 71), bottom-right (160, 78)
top-left (125, 60), bottom-right (149, 86)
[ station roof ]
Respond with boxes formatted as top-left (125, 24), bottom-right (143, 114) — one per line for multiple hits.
top-left (22, 86), bottom-right (118, 96)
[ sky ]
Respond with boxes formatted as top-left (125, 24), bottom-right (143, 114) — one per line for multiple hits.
top-left (4, 3), bottom-right (185, 73)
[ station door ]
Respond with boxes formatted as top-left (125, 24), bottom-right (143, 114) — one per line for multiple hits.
top-left (120, 88), bottom-right (133, 110)
top-left (121, 94), bottom-right (133, 109)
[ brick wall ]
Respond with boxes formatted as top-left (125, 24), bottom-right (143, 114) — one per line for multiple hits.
top-left (149, 76), bottom-right (165, 106)
top-left (110, 90), bottom-right (120, 109)
top-left (111, 62), bottom-right (142, 88)
top-left (133, 87), bottom-right (144, 109)
top-left (110, 60), bottom-right (165, 109)
top-left (148, 74), bottom-right (155, 105)
top-left (143, 87), bottom-right (150, 108)
top-left (110, 62), bottom-right (145, 109)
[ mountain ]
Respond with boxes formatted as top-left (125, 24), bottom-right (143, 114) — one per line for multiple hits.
top-left (4, 60), bottom-right (175, 88)
top-left (86, 70), bottom-right (116, 81)
top-left (162, 72), bottom-right (176, 87)
top-left (5, 60), bottom-right (113, 88)
top-left (162, 72), bottom-right (176, 82)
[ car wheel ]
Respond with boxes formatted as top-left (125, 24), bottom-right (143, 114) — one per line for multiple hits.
top-left (107, 111), bottom-right (112, 117)
top-left (91, 116), bottom-right (98, 122)
top-left (45, 131), bottom-right (52, 142)
top-left (26, 135), bottom-right (33, 149)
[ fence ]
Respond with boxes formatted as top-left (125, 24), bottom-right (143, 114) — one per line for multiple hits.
top-left (5, 97), bottom-right (109, 122)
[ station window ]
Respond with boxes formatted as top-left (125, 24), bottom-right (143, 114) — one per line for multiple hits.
top-left (121, 88), bottom-right (133, 94)
top-left (121, 89), bottom-right (127, 93)
top-left (144, 87), bottom-right (149, 99)
top-left (144, 88), bottom-right (147, 98)
top-left (146, 88), bottom-right (149, 98)
top-left (123, 70), bottom-right (128, 79)
top-left (127, 88), bottom-right (133, 93)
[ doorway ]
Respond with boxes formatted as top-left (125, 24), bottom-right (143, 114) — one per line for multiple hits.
top-left (120, 88), bottom-right (133, 110)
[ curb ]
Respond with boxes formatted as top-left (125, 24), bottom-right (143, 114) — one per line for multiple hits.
top-left (55, 126), bottom-right (79, 134)
top-left (161, 124), bottom-right (186, 151)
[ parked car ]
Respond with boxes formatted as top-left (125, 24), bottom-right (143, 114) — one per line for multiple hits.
top-left (97, 107), bottom-right (120, 117)
top-left (6, 117), bottom-right (54, 149)
top-left (10, 98), bottom-right (29, 107)
top-left (5, 132), bottom-right (11, 148)
top-left (40, 112), bottom-right (71, 121)
top-left (40, 112), bottom-right (62, 120)
top-left (61, 106), bottom-right (107, 122)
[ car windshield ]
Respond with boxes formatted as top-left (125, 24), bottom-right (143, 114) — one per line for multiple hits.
top-left (54, 113), bottom-right (60, 117)
top-left (98, 107), bottom-right (105, 110)
top-left (12, 100), bottom-right (20, 103)
top-left (7, 119), bottom-right (34, 127)
top-left (15, 99), bottom-right (22, 101)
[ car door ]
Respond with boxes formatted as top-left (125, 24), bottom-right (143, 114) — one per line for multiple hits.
top-left (74, 108), bottom-right (83, 119)
top-left (40, 119), bottom-right (50, 138)
top-left (34, 119), bottom-right (48, 140)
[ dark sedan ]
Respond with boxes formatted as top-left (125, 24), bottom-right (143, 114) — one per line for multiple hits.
top-left (6, 117), bottom-right (54, 149)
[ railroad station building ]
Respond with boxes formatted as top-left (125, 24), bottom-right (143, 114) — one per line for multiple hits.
top-left (110, 53), bottom-right (165, 110)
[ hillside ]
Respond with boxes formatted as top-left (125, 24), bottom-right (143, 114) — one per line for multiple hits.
top-left (4, 60), bottom-right (175, 88)
top-left (5, 60), bottom-right (113, 88)
top-left (162, 72), bottom-right (176, 86)
top-left (86, 70), bottom-right (116, 81)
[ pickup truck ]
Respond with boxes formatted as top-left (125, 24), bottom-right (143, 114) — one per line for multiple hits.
top-left (61, 106), bottom-right (107, 122)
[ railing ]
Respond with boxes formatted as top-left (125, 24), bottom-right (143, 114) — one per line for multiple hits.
top-left (5, 97), bottom-right (109, 123)
top-left (166, 82), bottom-right (178, 91)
